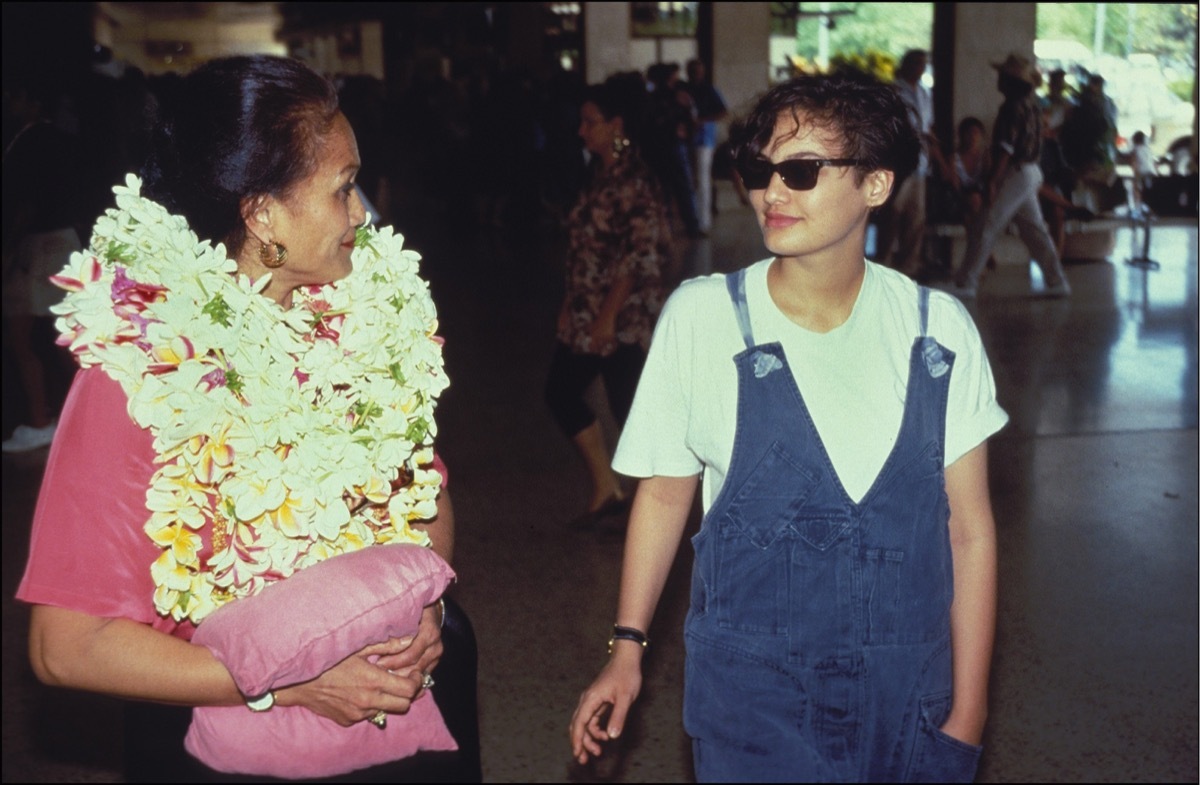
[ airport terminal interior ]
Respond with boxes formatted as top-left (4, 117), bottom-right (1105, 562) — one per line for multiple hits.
top-left (2, 2), bottom-right (1197, 783)
top-left (4, 182), bottom-right (1196, 782)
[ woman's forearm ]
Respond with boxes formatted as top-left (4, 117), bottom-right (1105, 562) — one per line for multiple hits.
top-left (29, 604), bottom-right (243, 706)
top-left (596, 273), bottom-right (635, 327)
top-left (943, 443), bottom-right (998, 745)
top-left (614, 475), bottom-right (699, 636)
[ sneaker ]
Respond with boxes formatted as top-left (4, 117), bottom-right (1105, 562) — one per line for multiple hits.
top-left (1, 422), bottom-right (57, 453)
top-left (1040, 280), bottom-right (1072, 299)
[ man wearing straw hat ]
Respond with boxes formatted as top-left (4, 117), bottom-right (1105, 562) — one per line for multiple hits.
top-left (948, 53), bottom-right (1071, 298)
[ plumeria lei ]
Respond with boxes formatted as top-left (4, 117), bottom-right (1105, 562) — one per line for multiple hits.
top-left (51, 174), bottom-right (449, 625)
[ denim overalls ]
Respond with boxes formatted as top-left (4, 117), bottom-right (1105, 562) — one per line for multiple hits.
top-left (682, 269), bottom-right (982, 783)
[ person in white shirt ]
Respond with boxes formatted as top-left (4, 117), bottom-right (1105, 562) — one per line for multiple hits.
top-left (1129, 131), bottom-right (1157, 212)
top-left (570, 70), bottom-right (1005, 782)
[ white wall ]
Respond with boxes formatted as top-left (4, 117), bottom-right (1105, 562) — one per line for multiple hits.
top-left (952, 3), bottom-right (1038, 135)
top-left (712, 2), bottom-right (771, 120)
top-left (584, 2), bottom-right (631, 84)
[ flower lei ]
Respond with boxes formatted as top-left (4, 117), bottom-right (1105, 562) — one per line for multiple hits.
top-left (51, 175), bottom-right (449, 625)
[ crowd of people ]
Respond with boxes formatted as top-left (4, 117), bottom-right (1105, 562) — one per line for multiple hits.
top-left (875, 49), bottom-right (1132, 299)
top-left (4, 39), bottom-right (1157, 784)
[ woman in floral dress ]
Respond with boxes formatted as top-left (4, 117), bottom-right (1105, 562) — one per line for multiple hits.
top-left (544, 73), bottom-right (669, 529)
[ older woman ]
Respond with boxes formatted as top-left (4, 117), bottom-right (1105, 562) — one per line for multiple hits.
top-left (17, 56), bottom-right (478, 782)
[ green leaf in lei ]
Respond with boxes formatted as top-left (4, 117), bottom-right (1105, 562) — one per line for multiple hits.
top-left (202, 294), bottom-right (235, 327)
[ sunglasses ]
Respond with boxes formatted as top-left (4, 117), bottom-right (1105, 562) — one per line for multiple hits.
top-left (736, 157), bottom-right (862, 191)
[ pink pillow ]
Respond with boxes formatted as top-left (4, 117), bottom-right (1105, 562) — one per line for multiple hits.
top-left (184, 543), bottom-right (458, 778)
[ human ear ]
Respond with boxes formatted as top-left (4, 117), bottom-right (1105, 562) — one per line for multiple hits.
top-left (865, 170), bottom-right (895, 208)
top-left (240, 194), bottom-right (275, 246)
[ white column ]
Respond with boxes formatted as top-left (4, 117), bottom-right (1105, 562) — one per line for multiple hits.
top-left (951, 3), bottom-right (1038, 136)
top-left (711, 1), bottom-right (771, 118)
top-left (584, 2), bottom-right (631, 84)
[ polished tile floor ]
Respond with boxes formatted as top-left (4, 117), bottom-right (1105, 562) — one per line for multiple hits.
top-left (3, 186), bottom-right (1196, 782)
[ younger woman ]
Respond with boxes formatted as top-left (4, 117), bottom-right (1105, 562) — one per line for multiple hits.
top-left (570, 72), bottom-right (1005, 783)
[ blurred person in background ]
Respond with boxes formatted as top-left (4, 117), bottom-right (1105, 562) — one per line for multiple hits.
top-left (876, 50), bottom-right (935, 279)
top-left (949, 54), bottom-right (1071, 299)
top-left (2, 75), bottom-right (85, 452)
top-left (684, 58), bottom-right (728, 236)
top-left (545, 74), bottom-right (669, 531)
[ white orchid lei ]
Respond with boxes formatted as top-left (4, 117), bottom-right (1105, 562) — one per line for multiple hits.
top-left (51, 174), bottom-right (449, 625)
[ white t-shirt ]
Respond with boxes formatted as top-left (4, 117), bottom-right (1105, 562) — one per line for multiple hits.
top-left (1132, 144), bottom-right (1156, 179)
top-left (613, 259), bottom-right (1009, 509)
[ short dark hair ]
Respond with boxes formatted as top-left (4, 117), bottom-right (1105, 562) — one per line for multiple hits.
top-left (728, 71), bottom-right (920, 187)
top-left (583, 72), bottom-right (649, 144)
top-left (899, 49), bottom-right (928, 74)
top-left (957, 116), bottom-right (986, 141)
top-left (142, 56), bottom-right (339, 252)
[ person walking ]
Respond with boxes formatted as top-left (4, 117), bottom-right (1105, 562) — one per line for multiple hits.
top-left (570, 70), bottom-right (1003, 782)
top-left (545, 74), bottom-right (669, 530)
top-left (949, 54), bottom-right (1071, 299)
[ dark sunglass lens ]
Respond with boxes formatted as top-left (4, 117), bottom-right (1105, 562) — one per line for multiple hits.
top-left (777, 160), bottom-right (820, 190)
top-left (737, 158), bottom-right (772, 189)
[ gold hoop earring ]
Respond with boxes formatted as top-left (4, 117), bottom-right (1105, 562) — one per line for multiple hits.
top-left (259, 241), bottom-right (288, 268)
top-left (611, 136), bottom-right (630, 158)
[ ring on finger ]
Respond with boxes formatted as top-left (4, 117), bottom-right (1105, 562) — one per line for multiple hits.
top-left (422, 672), bottom-right (435, 690)
top-left (369, 710), bottom-right (388, 730)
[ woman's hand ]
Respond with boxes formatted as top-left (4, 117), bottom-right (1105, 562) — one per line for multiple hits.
top-left (569, 645), bottom-right (643, 764)
top-left (274, 644), bottom-right (428, 727)
top-left (368, 602), bottom-right (444, 677)
top-left (274, 601), bottom-right (443, 727)
top-left (588, 315), bottom-right (618, 356)
top-left (940, 708), bottom-right (986, 747)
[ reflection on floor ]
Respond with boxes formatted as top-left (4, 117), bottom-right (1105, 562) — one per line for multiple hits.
top-left (3, 187), bottom-right (1196, 783)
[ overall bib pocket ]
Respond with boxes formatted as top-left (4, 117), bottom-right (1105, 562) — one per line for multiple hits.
top-left (715, 443), bottom-right (817, 635)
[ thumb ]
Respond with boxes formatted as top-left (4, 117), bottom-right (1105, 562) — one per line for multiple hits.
top-left (606, 699), bottom-right (632, 739)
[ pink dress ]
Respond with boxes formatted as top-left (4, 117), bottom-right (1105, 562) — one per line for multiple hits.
top-left (16, 368), bottom-right (196, 638)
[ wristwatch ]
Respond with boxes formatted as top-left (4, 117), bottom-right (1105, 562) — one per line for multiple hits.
top-left (244, 691), bottom-right (276, 712)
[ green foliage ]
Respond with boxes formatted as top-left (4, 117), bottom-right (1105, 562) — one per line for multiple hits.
top-left (1167, 79), bottom-right (1194, 102)
top-left (772, 3), bottom-right (1194, 77)
top-left (203, 294), bottom-right (234, 327)
top-left (1037, 2), bottom-right (1197, 69)
top-left (784, 2), bottom-right (933, 63)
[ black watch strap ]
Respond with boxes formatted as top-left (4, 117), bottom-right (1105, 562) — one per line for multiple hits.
top-left (608, 624), bottom-right (649, 653)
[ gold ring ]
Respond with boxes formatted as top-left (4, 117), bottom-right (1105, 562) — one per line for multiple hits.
top-left (369, 710), bottom-right (387, 730)
top-left (422, 672), bottom-right (435, 690)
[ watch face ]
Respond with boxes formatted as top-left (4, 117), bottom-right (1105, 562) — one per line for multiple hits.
top-left (245, 691), bottom-right (275, 712)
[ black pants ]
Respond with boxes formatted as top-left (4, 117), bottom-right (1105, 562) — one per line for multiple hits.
top-left (543, 341), bottom-right (646, 438)
top-left (124, 597), bottom-right (481, 783)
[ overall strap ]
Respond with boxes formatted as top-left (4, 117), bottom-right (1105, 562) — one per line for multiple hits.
top-left (918, 285), bottom-right (931, 337)
top-left (725, 268), bottom-right (755, 350)
top-left (916, 284), bottom-right (951, 378)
